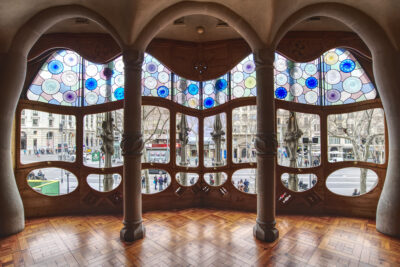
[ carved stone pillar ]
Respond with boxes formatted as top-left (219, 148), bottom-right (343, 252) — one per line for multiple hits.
top-left (253, 48), bottom-right (279, 242)
top-left (120, 48), bottom-right (145, 242)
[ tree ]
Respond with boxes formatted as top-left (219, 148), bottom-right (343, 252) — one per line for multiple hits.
top-left (328, 109), bottom-right (384, 194)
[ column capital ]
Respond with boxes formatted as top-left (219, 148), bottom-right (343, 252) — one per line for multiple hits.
top-left (255, 132), bottom-right (277, 157)
top-left (122, 48), bottom-right (144, 71)
top-left (120, 132), bottom-right (144, 156)
top-left (253, 48), bottom-right (275, 69)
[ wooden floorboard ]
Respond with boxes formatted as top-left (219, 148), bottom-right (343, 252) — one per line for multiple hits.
top-left (1, 209), bottom-right (399, 266)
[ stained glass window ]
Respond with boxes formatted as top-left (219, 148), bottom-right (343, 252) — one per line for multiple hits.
top-left (274, 54), bottom-right (321, 105)
top-left (322, 48), bottom-right (376, 105)
top-left (28, 50), bottom-right (82, 106)
top-left (142, 53), bottom-right (171, 99)
top-left (173, 76), bottom-right (201, 109)
top-left (231, 54), bottom-right (257, 99)
top-left (202, 74), bottom-right (229, 108)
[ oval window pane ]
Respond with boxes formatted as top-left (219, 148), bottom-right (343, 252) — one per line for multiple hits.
top-left (176, 114), bottom-right (198, 167)
top-left (232, 168), bottom-right (256, 194)
top-left (141, 169), bottom-right (170, 194)
top-left (328, 109), bottom-right (385, 164)
top-left (142, 106), bottom-right (170, 164)
top-left (21, 110), bottom-right (76, 164)
top-left (27, 168), bottom-right (77, 196)
top-left (277, 109), bottom-right (321, 168)
top-left (83, 110), bottom-right (123, 168)
top-left (232, 106), bottom-right (257, 163)
top-left (204, 172), bottom-right (227, 186)
top-left (326, 168), bottom-right (378, 196)
top-left (87, 173), bottom-right (121, 192)
top-left (176, 173), bottom-right (199, 186)
top-left (281, 173), bottom-right (317, 192)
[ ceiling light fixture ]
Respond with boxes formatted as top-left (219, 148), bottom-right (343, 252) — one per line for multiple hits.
top-left (196, 26), bottom-right (205, 34)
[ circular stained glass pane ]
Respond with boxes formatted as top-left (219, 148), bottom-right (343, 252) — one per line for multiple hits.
top-left (85, 78), bottom-right (98, 90)
top-left (305, 77), bottom-right (318, 89)
top-left (275, 87), bottom-right (287, 99)
top-left (204, 83), bottom-right (214, 95)
top-left (324, 52), bottom-right (339, 65)
top-left (157, 86), bottom-right (169, 98)
top-left (244, 76), bottom-right (256, 89)
top-left (63, 91), bottom-right (77, 103)
top-left (243, 61), bottom-right (255, 73)
top-left (188, 97), bottom-right (198, 108)
top-left (290, 66), bottom-right (302, 79)
top-left (290, 83), bottom-right (303, 97)
top-left (274, 59), bottom-right (287, 72)
top-left (204, 97), bottom-right (214, 108)
top-left (115, 74), bottom-right (124, 86)
top-left (340, 59), bottom-right (356, 73)
top-left (275, 73), bottom-right (288, 86)
top-left (99, 85), bottom-right (111, 98)
top-left (85, 64), bottom-right (98, 77)
top-left (232, 71), bottom-right (244, 83)
top-left (326, 89), bottom-right (341, 102)
top-left (305, 63), bottom-right (318, 75)
top-left (233, 86), bottom-right (245, 97)
top-left (146, 62), bottom-right (157, 73)
top-left (42, 79), bottom-right (61, 95)
top-left (101, 68), bottom-right (113, 80)
top-left (305, 91), bottom-right (318, 104)
top-left (114, 87), bottom-right (124, 100)
top-left (343, 76), bottom-right (362, 93)
top-left (63, 53), bottom-right (78, 66)
top-left (188, 84), bottom-right (199, 95)
top-left (215, 79), bottom-right (227, 91)
top-left (85, 92), bottom-right (98, 105)
top-left (115, 58), bottom-right (124, 72)
top-left (158, 71), bottom-right (169, 83)
top-left (48, 60), bottom-right (64, 74)
top-left (326, 69), bottom-right (341, 85)
top-left (144, 77), bottom-right (157, 89)
top-left (61, 71), bottom-right (78, 86)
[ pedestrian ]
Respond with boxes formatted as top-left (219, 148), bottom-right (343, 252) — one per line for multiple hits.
top-left (163, 175), bottom-right (168, 186)
top-left (312, 177), bottom-right (317, 186)
top-left (209, 174), bottom-right (214, 185)
top-left (158, 176), bottom-right (164, 191)
top-left (244, 179), bottom-right (249, 193)
top-left (190, 176), bottom-right (195, 185)
top-left (153, 176), bottom-right (157, 190)
top-left (352, 188), bottom-right (359, 196)
top-left (141, 176), bottom-right (145, 188)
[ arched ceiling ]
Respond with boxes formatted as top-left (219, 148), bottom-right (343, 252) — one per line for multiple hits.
top-left (0, 0), bottom-right (399, 52)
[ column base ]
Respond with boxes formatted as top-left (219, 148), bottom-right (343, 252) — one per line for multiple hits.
top-left (253, 220), bottom-right (279, 242)
top-left (120, 221), bottom-right (145, 242)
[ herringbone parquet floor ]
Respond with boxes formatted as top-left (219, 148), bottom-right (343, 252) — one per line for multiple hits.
top-left (1, 209), bottom-right (399, 266)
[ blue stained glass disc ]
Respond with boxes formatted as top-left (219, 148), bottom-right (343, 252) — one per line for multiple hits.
top-left (204, 97), bottom-right (214, 108)
top-left (48, 60), bottom-right (64, 74)
top-left (305, 77), bottom-right (318, 89)
top-left (188, 84), bottom-right (199, 95)
top-left (157, 86), bottom-right (169, 98)
top-left (114, 87), bottom-right (124, 100)
top-left (275, 87), bottom-right (287, 99)
top-left (85, 78), bottom-right (98, 90)
top-left (215, 79), bottom-right (227, 91)
top-left (340, 59), bottom-right (356, 73)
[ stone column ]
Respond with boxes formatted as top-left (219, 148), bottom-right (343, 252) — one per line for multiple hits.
top-left (120, 48), bottom-right (145, 242)
top-left (0, 51), bottom-right (25, 237)
top-left (253, 48), bottom-right (279, 242)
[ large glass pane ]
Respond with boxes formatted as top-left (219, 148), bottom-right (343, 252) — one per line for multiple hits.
top-left (231, 54), bottom-right (257, 98)
top-left (142, 106), bottom-right (170, 163)
top-left (327, 109), bottom-right (385, 163)
top-left (87, 173), bottom-right (122, 192)
top-left (27, 168), bottom-right (78, 195)
top-left (322, 48), bottom-right (377, 105)
top-left (204, 172), bottom-right (227, 187)
top-left (232, 168), bottom-right (256, 194)
top-left (83, 110), bottom-right (123, 168)
top-left (204, 113), bottom-right (227, 167)
top-left (274, 53), bottom-right (320, 104)
top-left (232, 106), bottom-right (256, 163)
top-left (326, 168), bottom-right (378, 196)
top-left (142, 53), bottom-right (171, 99)
top-left (176, 173), bottom-right (199, 186)
top-left (21, 110), bottom-right (76, 164)
top-left (202, 74), bottom-right (229, 108)
top-left (176, 113), bottom-right (198, 167)
top-left (277, 109), bottom-right (321, 168)
top-left (141, 169), bottom-right (170, 194)
top-left (281, 173), bottom-right (317, 192)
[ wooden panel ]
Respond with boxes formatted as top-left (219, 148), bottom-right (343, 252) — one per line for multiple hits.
top-left (0, 210), bottom-right (399, 266)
